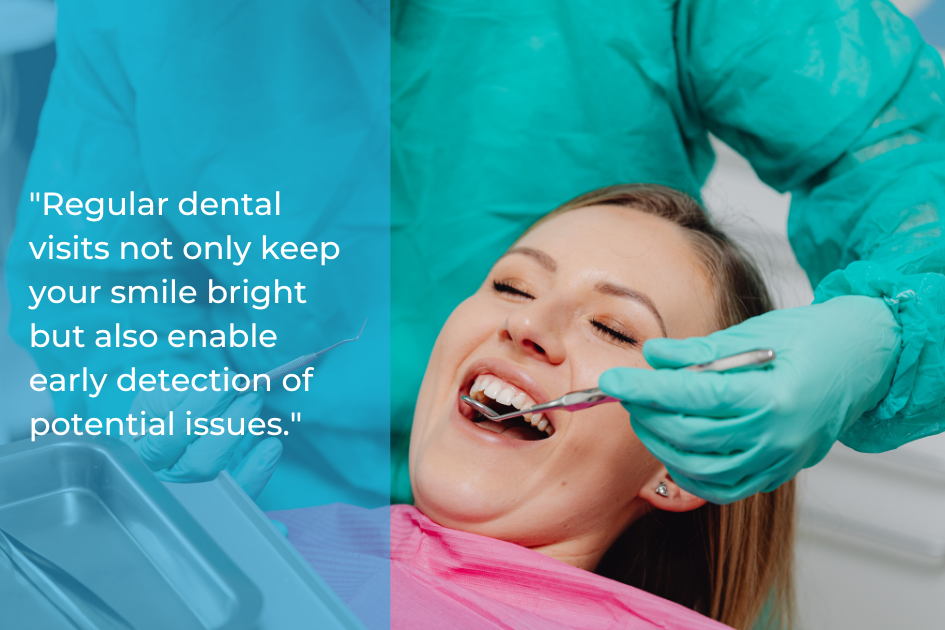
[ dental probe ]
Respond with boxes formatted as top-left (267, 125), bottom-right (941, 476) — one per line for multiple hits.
top-left (264, 319), bottom-right (367, 381)
top-left (461, 348), bottom-right (775, 422)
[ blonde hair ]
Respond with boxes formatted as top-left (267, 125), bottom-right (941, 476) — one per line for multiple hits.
top-left (534, 184), bottom-right (795, 630)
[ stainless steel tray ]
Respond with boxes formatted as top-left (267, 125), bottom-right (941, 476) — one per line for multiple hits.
top-left (167, 474), bottom-right (367, 630)
top-left (0, 436), bottom-right (262, 630)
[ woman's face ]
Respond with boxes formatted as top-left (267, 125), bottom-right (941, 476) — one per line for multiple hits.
top-left (409, 205), bottom-right (718, 567)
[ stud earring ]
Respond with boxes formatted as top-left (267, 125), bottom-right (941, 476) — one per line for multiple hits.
top-left (655, 481), bottom-right (668, 497)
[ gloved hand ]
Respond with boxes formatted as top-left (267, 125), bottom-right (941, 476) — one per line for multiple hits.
top-left (123, 387), bottom-right (283, 500)
top-left (598, 295), bottom-right (902, 504)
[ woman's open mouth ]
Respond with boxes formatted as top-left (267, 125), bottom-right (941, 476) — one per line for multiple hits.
top-left (461, 374), bottom-right (554, 441)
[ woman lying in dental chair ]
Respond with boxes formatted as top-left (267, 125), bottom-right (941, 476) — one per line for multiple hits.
top-left (269, 185), bottom-right (795, 630)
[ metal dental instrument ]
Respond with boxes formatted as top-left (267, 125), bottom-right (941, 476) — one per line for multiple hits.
top-left (264, 319), bottom-right (367, 381)
top-left (0, 525), bottom-right (134, 630)
top-left (462, 348), bottom-right (775, 422)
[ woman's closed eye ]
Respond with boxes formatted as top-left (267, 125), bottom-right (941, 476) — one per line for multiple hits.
top-left (590, 317), bottom-right (639, 346)
top-left (493, 279), bottom-right (535, 300)
top-left (494, 278), bottom-right (640, 346)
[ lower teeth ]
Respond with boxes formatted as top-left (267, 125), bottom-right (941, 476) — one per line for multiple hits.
top-left (468, 388), bottom-right (552, 437)
top-left (474, 413), bottom-right (549, 439)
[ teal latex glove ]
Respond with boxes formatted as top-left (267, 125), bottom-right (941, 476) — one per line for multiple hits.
top-left (599, 296), bottom-right (903, 504)
top-left (123, 389), bottom-right (283, 500)
top-left (270, 519), bottom-right (289, 537)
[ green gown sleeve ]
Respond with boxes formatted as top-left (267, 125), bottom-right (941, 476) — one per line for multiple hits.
top-left (677, 0), bottom-right (945, 451)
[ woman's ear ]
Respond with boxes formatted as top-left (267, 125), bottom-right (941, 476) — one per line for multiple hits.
top-left (638, 467), bottom-right (706, 513)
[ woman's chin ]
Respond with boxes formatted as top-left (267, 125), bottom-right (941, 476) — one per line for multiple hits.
top-left (411, 463), bottom-right (521, 530)
top-left (411, 402), bottom-right (545, 506)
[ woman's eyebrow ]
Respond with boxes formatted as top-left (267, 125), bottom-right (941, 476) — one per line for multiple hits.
top-left (501, 247), bottom-right (557, 272)
top-left (595, 281), bottom-right (667, 336)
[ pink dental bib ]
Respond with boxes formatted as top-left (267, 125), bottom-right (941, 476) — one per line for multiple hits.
top-left (268, 504), bottom-right (731, 630)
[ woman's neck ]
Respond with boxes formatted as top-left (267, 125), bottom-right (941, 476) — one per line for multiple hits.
top-left (526, 526), bottom-right (627, 572)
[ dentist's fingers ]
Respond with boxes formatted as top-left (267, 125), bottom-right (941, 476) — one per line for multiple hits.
top-left (665, 464), bottom-right (783, 505)
top-left (630, 412), bottom-right (800, 504)
top-left (227, 433), bottom-right (261, 473)
top-left (154, 392), bottom-right (263, 481)
top-left (231, 438), bottom-right (283, 500)
top-left (629, 414), bottom-right (767, 485)
top-left (623, 404), bottom-right (764, 454)
top-left (642, 337), bottom-right (726, 369)
top-left (127, 389), bottom-right (188, 419)
top-left (600, 367), bottom-right (770, 418)
top-left (269, 519), bottom-right (289, 537)
top-left (122, 389), bottom-right (187, 463)
top-left (132, 389), bottom-right (242, 471)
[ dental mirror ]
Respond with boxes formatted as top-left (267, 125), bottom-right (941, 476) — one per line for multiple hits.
top-left (461, 396), bottom-right (500, 419)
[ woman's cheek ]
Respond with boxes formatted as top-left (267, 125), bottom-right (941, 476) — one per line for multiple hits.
top-left (579, 393), bottom-right (655, 487)
top-left (414, 295), bottom-right (511, 435)
top-left (444, 295), bottom-right (507, 344)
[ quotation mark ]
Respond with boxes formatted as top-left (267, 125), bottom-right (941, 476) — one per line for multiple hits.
top-left (284, 412), bottom-right (301, 436)
top-left (30, 192), bottom-right (41, 202)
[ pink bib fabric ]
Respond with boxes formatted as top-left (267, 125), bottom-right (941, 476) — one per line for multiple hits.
top-left (268, 504), bottom-right (731, 630)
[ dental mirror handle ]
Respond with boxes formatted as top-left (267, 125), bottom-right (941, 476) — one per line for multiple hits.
top-left (687, 348), bottom-right (775, 373)
top-left (556, 348), bottom-right (777, 413)
top-left (550, 348), bottom-right (777, 413)
top-left (527, 389), bottom-right (618, 414)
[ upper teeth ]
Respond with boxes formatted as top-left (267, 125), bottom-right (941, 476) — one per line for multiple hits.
top-left (469, 375), bottom-right (554, 436)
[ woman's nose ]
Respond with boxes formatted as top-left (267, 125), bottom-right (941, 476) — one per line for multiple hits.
top-left (498, 300), bottom-right (567, 364)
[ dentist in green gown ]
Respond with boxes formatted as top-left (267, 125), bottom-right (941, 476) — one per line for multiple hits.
top-left (391, 0), bottom-right (945, 503)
